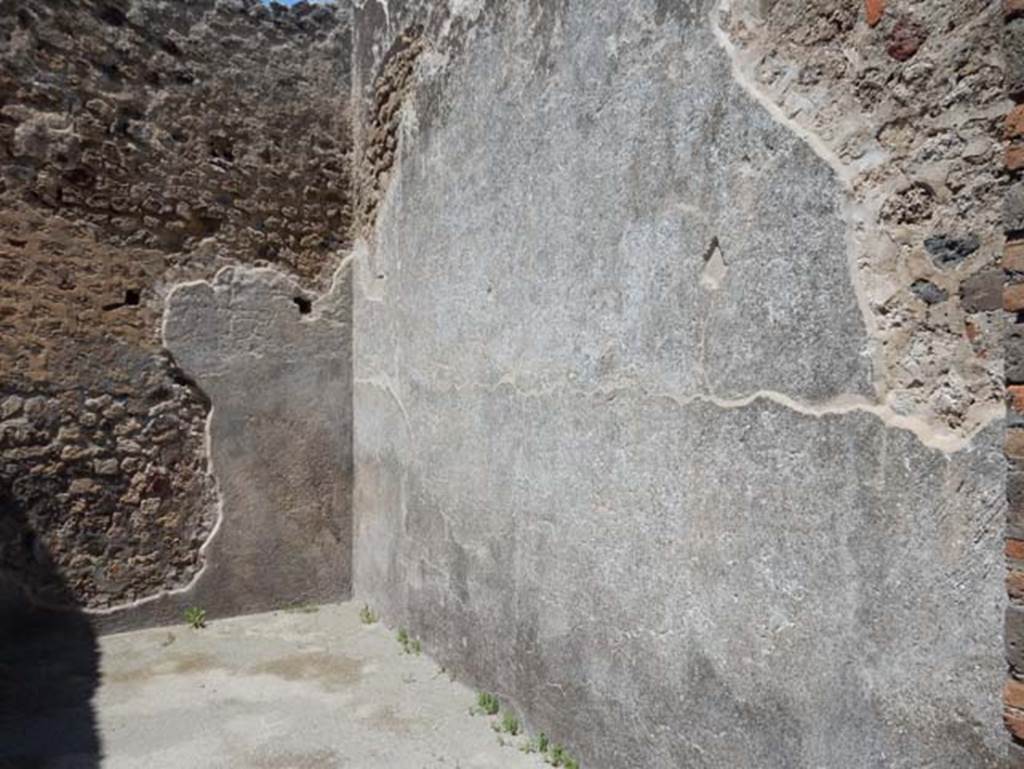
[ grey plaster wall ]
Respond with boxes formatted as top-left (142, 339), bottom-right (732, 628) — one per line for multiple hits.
top-left (98, 265), bottom-right (353, 633)
top-left (351, 1), bottom-right (1007, 767)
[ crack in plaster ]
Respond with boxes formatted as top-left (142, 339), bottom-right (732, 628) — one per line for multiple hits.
top-left (355, 370), bottom-right (998, 454)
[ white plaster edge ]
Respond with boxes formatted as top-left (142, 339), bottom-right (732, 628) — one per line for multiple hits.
top-left (79, 281), bottom-right (227, 618)
top-left (708, 0), bottom-right (1003, 454)
top-left (82, 255), bottom-right (357, 618)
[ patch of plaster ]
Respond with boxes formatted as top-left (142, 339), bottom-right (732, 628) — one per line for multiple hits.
top-left (83, 256), bottom-right (355, 619)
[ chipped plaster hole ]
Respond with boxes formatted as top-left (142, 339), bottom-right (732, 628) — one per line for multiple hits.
top-left (293, 296), bottom-right (313, 315)
top-left (700, 237), bottom-right (728, 291)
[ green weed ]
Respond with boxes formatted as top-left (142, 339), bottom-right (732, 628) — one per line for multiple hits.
top-left (396, 627), bottom-right (421, 654)
top-left (475, 691), bottom-right (500, 716)
top-left (500, 712), bottom-right (520, 735)
top-left (184, 606), bottom-right (206, 629)
top-left (359, 604), bottom-right (378, 624)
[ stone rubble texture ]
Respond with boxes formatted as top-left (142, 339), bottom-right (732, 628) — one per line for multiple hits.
top-left (721, 0), bottom-right (1007, 439)
top-left (0, 0), bottom-right (353, 613)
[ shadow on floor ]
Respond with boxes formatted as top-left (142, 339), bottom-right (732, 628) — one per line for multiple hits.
top-left (0, 489), bottom-right (100, 769)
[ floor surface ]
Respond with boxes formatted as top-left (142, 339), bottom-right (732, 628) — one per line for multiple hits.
top-left (0, 602), bottom-right (549, 769)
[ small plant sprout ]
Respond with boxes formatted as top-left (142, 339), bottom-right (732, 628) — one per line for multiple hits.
top-left (537, 733), bottom-right (549, 753)
top-left (500, 712), bottom-right (520, 735)
top-left (396, 628), bottom-right (421, 654)
top-left (184, 606), bottom-right (206, 629)
top-left (475, 691), bottom-right (500, 716)
top-left (284, 601), bottom-right (318, 614)
top-left (359, 604), bottom-right (378, 624)
top-left (546, 743), bottom-right (579, 768)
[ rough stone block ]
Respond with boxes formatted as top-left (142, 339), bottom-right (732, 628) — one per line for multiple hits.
top-left (1008, 184), bottom-right (1024, 233)
top-left (887, 20), bottom-right (927, 61)
top-left (1012, 572), bottom-right (1024, 603)
top-left (1010, 471), bottom-right (1024, 517)
top-left (1008, 20), bottom-right (1024, 97)
top-left (1008, 707), bottom-right (1024, 741)
top-left (911, 279), bottom-right (947, 305)
top-left (1007, 241), bottom-right (1024, 272)
top-left (1000, 471), bottom-right (1023, 540)
top-left (1009, 283), bottom-right (1024, 312)
top-left (960, 269), bottom-right (1003, 311)
top-left (1008, 605), bottom-right (1024, 669)
top-left (1010, 327), bottom-right (1024, 384)
top-left (925, 234), bottom-right (980, 267)
top-left (1010, 740), bottom-right (1024, 769)
top-left (1009, 429), bottom-right (1024, 459)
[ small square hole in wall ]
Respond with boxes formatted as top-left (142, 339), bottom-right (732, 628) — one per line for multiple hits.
top-left (293, 296), bottom-right (312, 315)
top-left (102, 288), bottom-right (142, 311)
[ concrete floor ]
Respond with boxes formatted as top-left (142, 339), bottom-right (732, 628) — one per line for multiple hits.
top-left (2, 603), bottom-right (550, 769)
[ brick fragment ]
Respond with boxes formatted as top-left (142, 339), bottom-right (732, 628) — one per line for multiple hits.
top-left (1009, 106), bottom-right (1024, 140)
top-left (1012, 145), bottom-right (1024, 172)
top-left (1010, 284), bottom-right (1024, 312)
top-left (1008, 539), bottom-right (1024, 561)
top-left (865, 0), bottom-right (885, 27)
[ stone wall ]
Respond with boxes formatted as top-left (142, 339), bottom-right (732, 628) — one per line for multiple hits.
top-left (351, 1), bottom-right (1008, 767)
top-left (0, 0), bottom-right (353, 619)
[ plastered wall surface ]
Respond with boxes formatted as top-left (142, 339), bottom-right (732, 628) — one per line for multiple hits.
top-left (351, 1), bottom-right (1008, 767)
top-left (0, 0), bottom-right (354, 624)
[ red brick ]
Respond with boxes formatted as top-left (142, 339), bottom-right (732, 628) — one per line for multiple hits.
top-left (1011, 145), bottom-right (1024, 172)
top-left (1009, 106), bottom-right (1024, 140)
top-left (865, 0), bottom-right (885, 27)
top-left (1007, 283), bottom-right (1024, 312)
top-left (1007, 679), bottom-right (1024, 710)
top-left (1009, 539), bottom-right (1024, 560)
